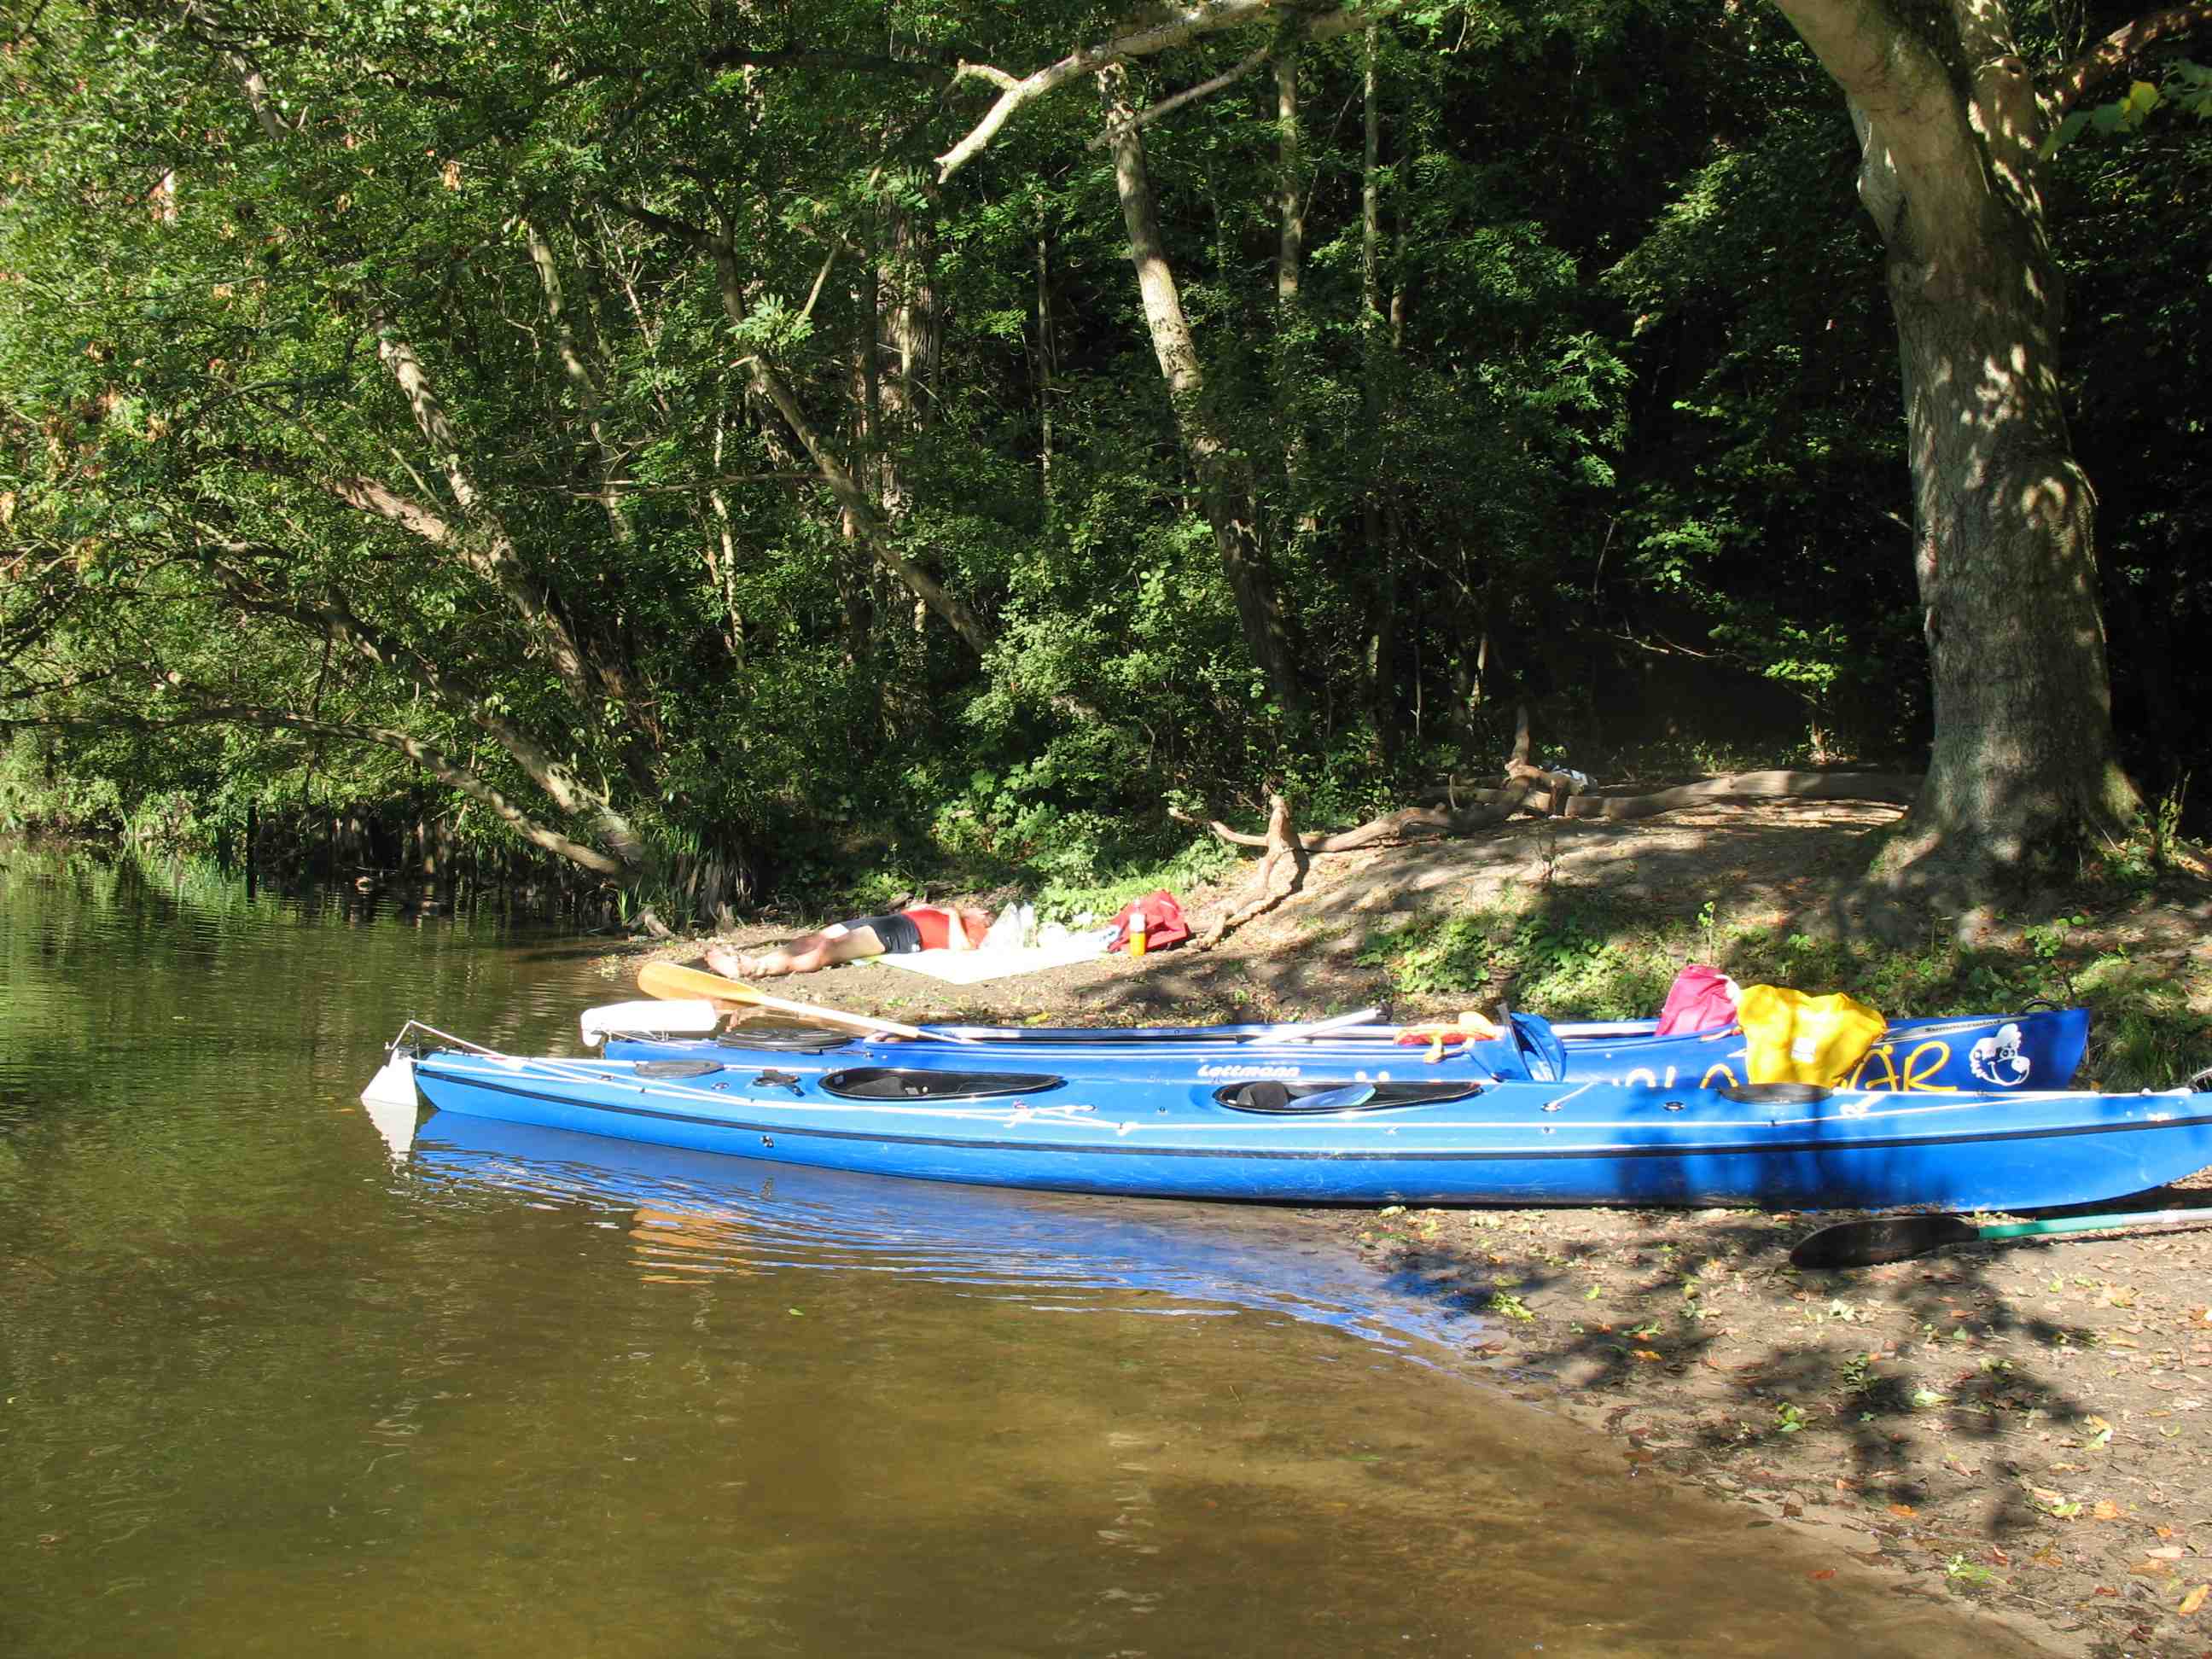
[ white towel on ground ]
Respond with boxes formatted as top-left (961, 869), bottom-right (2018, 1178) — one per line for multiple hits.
top-left (864, 933), bottom-right (1111, 984)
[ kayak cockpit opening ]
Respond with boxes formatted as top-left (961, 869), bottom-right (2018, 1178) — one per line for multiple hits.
top-left (1216, 1079), bottom-right (1485, 1115)
top-left (819, 1068), bottom-right (1068, 1101)
top-left (633, 1059), bottom-right (725, 1080)
top-left (1718, 1082), bottom-right (1833, 1105)
top-left (712, 1017), bottom-right (856, 1052)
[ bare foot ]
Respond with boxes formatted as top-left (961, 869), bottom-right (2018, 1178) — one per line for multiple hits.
top-left (705, 945), bottom-right (748, 979)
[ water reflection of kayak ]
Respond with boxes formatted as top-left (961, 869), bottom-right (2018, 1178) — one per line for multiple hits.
top-left (398, 1109), bottom-right (1484, 1359)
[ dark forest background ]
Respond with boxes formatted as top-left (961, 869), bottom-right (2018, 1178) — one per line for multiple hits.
top-left (2, 0), bottom-right (2205, 919)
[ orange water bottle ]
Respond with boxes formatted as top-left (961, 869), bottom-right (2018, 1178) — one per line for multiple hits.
top-left (1127, 905), bottom-right (1148, 958)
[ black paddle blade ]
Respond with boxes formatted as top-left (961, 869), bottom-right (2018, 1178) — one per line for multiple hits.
top-left (1790, 1213), bottom-right (1983, 1270)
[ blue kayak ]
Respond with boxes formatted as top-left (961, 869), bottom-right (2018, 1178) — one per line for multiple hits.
top-left (599, 1005), bottom-right (2089, 1096)
top-left (387, 1006), bottom-right (2210, 1212)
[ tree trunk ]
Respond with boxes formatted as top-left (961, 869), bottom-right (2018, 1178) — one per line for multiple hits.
top-left (846, 260), bottom-right (885, 667)
top-left (1771, 0), bottom-right (2140, 906)
top-left (1884, 183), bottom-right (2136, 875)
top-left (1273, 47), bottom-right (1309, 527)
top-left (1034, 225), bottom-right (1057, 499)
top-left (1357, 23), bottom-right (1395, 749)
top-left (1274, 53), bottom-right (1303, 314)
top-left (704, 389), bottom-right (746, 664)
top-left (884, 197), bottom-right (941, 654)
top-left (1096, 64), bottom-right (1301, 716)
top-left (521, 218), bottom-right (632, 546)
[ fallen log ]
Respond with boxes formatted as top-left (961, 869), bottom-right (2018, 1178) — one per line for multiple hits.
top-left (1195, 791), bottom-right (1304, 950)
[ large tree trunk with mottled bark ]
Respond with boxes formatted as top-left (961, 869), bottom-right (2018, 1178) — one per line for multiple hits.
top-left (1769, 0), bottom-right (2146, 917)
top-left (1883, 173), bottom-right (2136, 880)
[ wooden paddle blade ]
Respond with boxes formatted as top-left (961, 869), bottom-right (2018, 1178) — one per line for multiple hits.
top-left (633, 957), bottom-right (954, 1043)
top-left (1790, 1213), bottom-right (1983, 1270)
top-left (637, 958), bottom-right (760, 1005)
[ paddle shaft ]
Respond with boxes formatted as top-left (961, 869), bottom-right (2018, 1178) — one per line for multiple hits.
top-left (636, 958), bottom-right (972, 1043)
top-left (732, 980), bottom-right (940, 1041)
top-left (1248, 1008), bottom-right (1383, 1046)
top-left (1975, 1206), bottom-right (2212, 1244)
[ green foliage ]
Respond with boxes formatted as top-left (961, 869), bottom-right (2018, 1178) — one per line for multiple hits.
top-left (2047, 63), bottom-right (2212, 156)
top-left (1017, 834), bottom-right (1240, 935)
top-left (0, 735), bottom-right (126, 835)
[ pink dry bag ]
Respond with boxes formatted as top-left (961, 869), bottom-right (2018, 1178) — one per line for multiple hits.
top-left (1656, 964), bottom-right (1741, 1036)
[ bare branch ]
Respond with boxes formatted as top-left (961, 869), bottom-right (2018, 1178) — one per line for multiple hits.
top-left (1196, 791), bottom-right (1305, 948)
top-left (322, 472), bottom-right (462, 544)
top-left (940, 0), bottom-right (1282, 181)
top-left (1086, 46), bottom-right (1270, 149)
top-left (950, 62), bottom-right (1021, 92)
top-left (938, 0), bottom-right (1407, 179)
top-left (0, 665), bottom-right (131, 701)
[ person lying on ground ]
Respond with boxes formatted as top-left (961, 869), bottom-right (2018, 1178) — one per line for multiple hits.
top-left (707, 905), bottom-right (993, 979)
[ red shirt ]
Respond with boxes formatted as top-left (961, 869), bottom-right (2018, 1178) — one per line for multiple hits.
top-left (904, 906), bottom-right (959, 950)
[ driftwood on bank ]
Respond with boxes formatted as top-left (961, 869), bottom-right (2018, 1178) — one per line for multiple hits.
top-left (1173, 770), bottom-right (1923, 948)
top-left (1192, 791), bottom-right (1304, 950)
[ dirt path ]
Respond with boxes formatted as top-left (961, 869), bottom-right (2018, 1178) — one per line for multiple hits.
top-left (612, 802), bottom-right (2212, 1656)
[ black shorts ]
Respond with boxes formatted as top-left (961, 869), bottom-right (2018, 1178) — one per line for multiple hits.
top-left (850, 912), bottom-right (923, 954)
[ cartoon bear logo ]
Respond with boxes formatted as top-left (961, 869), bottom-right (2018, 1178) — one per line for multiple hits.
top-left (1968, 1022), bottom-right (2031, 1087)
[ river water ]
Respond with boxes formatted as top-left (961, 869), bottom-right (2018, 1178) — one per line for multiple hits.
top-left (0, 845), bottom-right (2050, 1656)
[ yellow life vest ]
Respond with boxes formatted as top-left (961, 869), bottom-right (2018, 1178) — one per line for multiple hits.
top-left (1736, 985), bottom-right (1886, 1086)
